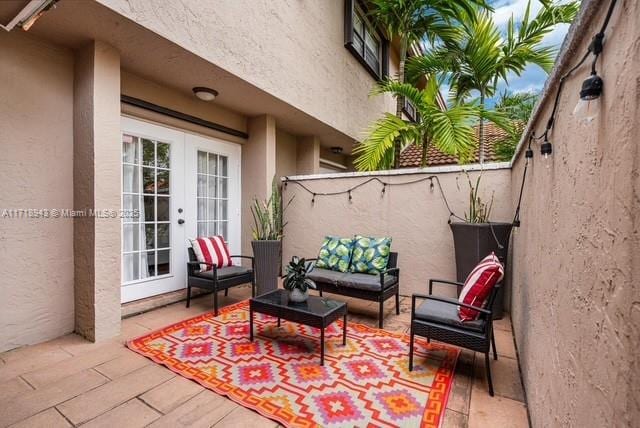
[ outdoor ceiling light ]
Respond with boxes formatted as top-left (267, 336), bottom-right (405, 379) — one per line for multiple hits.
top-left (330, 146), bottom-right (343, 154)
top-left (192, 87), bottom-right (218, 101)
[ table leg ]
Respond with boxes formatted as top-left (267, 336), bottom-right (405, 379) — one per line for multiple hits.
top-left (343, 313), bottom-right (347, 345)
top-left (320, 327), bottom-right (325, 366)
top-left (249, 308), bottom-right (254, 342)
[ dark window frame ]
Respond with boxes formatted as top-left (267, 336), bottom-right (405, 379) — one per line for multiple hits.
top-left (344, 0), bottom-right (389, 81)
top-left (403, 98), bottom-right (419, 123)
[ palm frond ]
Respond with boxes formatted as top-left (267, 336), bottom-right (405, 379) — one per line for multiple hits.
top-left (353, 114), bottom-right (414, 171)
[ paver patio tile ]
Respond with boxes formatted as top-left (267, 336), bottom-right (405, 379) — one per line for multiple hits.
top-left (468, 382), bottom-right (528, 428)
top-left (148, 390), bottom-right (237, 428)
top-left (81, 398), bottom-right (161, 428)
top-left (472, 352), bottom-right (525, 402)
top-left (442, 409), bottom-right (468, 428)
top-left (51, 335), bottom-right (118, 357)
top-left (117, 318), bottom-right (151, 343)
top-left (493, 313), bottom-right (512, 332)
top-left (0, 369), bottom-right (108, 427)
top-left (0, 347), bottom-right (71, 383)
top-left (93, 350), bottom-right (151, 380)
top-left (56, 365), bottom-right (174, 425)
top-left (493, 328), bottom-right (517, 359)
top-left (22, 344), bottom-right (127, 388)
top-left (140, 375), bottom-right (204, 414)
top-left (0, 377), bottom-right (34, 402)
top-left (446, 349), bottom-right (475, 413)
top-left (214, 405), bottom-right (279, 428)
top-left (8, 408), bottom-right (71, 428)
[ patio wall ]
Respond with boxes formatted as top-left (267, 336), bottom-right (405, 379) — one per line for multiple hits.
top-left (282, 165), bottom-right (513, 299)
top-left (0, 32), bottom-right (75, 352)
top-left (509, 0), bottom-right (639, 426)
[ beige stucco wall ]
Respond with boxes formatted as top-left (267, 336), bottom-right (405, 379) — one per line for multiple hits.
top-left (282, 167), bottom-right (513, 297)
top-left (98, 0), bottom-right (397, 141)
top-left (0, 32), bottom-right (75, 352)
top-left (275, 129), bottom-right (298, 179)
top-left (509, 1), bottom-right (640, 425)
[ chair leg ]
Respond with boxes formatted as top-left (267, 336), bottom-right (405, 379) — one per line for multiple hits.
top-left (408, 326), bottom-right (415, 371)
top-left (186, 285), bottom-right (191, 308)
top-left (491, 329), bottom-right (498, 360)
top-left (214, 290), bottom-right (219, 317)
top-left (319, 288), bottom-right (323, 297)
top-left (485, 351), bottom-right (494, 396)
top-left (224, 288), bottom-right (228, 297)
top-left (378, 300), bottom-right (384, 329)
top-left (395, 292), bottom-right (400, 315)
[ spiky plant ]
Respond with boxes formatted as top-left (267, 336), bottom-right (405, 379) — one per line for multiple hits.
top-left (462, 170), bottom-right (494, 223)
top-left (251, 177), bottom-right (293, 240)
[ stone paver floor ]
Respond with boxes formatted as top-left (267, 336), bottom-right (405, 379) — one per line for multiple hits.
top-left (0, 285), bottom-right (529, 427)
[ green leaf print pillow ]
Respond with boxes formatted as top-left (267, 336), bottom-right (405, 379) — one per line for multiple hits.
top-left (350, 235), bottom-right (392, 274)
top-left (315, 236), bottom-right (354, 273)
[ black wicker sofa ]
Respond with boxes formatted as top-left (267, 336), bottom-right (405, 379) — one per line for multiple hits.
top-left (306, 252), bottom-right (400, 328)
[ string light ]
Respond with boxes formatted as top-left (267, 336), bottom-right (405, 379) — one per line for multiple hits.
top-left (529, 0), bottom-right (618, 157)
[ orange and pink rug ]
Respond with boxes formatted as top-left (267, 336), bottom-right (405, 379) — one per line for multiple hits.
top-left (128, 300), bottom-right (458, 427)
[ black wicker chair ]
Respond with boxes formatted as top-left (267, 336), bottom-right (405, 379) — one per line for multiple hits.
top-left (409, 279), bottom-right (500, 396)
top-left (186, 247), bottom-right (255, 316)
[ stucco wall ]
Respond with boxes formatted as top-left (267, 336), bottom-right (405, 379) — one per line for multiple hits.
top-left (509, 0), bottom-right (640, 425)
top-left (98, 0), bottom-right (397, 141)
top-left (282, 167), bottom-right (512, 297)
top-left (0, 32), bottom-right (75, 352)
top-left (275, 129), bottom-right (298, 179)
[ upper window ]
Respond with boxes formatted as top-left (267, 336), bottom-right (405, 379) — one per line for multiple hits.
top-left (403, 98), bottom-right (419, 123)
top-left (345, 0), bottom-right (389, 80)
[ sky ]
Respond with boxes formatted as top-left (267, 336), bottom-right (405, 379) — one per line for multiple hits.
top-left (443, 0), bottom-right (573, 107)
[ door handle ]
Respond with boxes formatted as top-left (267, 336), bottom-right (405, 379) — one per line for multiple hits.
top-left (177, 219), bottom-right (185, 225)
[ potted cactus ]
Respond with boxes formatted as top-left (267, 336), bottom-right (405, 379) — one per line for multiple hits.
top-left (283, 256), bottom-right (316, 303)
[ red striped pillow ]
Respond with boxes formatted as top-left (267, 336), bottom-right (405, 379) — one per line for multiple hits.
top-left (189, 236), bottom-right (234, 271)
top-left (458, 252), bottom-right (504, 322)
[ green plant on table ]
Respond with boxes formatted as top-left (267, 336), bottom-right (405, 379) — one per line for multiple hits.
top-left (283, 257), bottom-right (316, 293)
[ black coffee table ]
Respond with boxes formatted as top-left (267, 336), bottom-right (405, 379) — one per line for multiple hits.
top-left (249, 289), bottom-right (347, 365)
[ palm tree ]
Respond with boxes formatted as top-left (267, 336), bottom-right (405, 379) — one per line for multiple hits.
top-left (353, 77), bottom-right (512, 171)
top-left (367, 0), bottom-right (491, 168)
top-left (407, 0), bottom-right (578, 162)
top-left (493, 90), bottom-right (539, 160)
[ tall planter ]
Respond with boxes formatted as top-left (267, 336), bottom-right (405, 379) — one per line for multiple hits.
top-left (251, 240), bottom-right (281, 296)
top-left (450, 222), bottom-right (513, 319)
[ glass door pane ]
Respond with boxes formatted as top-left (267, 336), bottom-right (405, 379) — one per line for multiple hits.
top-left (122, 134), bottom-right (172, 283)
top-left (196, 150), bottom-right (229, 240)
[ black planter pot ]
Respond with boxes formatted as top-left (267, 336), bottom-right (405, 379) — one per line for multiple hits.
top-left (450, 222), bottom-right (513, 320)
top-left (251, 240), bottom-right (281, 296)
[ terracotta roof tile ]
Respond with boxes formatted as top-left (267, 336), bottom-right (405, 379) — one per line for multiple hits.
top-left (399, 122), bottom-right (510, 168)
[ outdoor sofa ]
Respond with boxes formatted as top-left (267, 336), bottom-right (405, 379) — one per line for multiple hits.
top-left (307, 252), bottom-right (400, 328)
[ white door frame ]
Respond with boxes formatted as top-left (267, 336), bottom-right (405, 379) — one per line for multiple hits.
top-left (120, 116), bottom-right (242, 303)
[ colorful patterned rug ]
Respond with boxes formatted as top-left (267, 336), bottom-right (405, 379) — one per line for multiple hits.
top-left (127, 301), bottom-right (459, 427)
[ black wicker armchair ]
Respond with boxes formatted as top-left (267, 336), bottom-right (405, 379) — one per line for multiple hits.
top-left (186, 247), bottom-right (255, 316)
top-left (409, 278), bottom-right (500, 396)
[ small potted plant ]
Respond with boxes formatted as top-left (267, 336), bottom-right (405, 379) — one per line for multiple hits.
top-left (450, 171), bottom-right (512, 319)
top-left (283, 256), bottom-right (316, 303)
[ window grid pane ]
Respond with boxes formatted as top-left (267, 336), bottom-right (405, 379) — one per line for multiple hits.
top-left (122, 134), bottom-right (172, 282)
top-left (196, 150), bottom-right (229, 239)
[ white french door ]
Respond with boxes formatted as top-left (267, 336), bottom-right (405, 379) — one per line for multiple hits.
top-left (120, 116), bottom-right (241, 303)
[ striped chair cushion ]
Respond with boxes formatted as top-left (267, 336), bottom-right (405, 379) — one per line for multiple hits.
top-left (189, 236), bottom-right (234, 271)
top-left (458, 252), bottom-right (504, 322)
